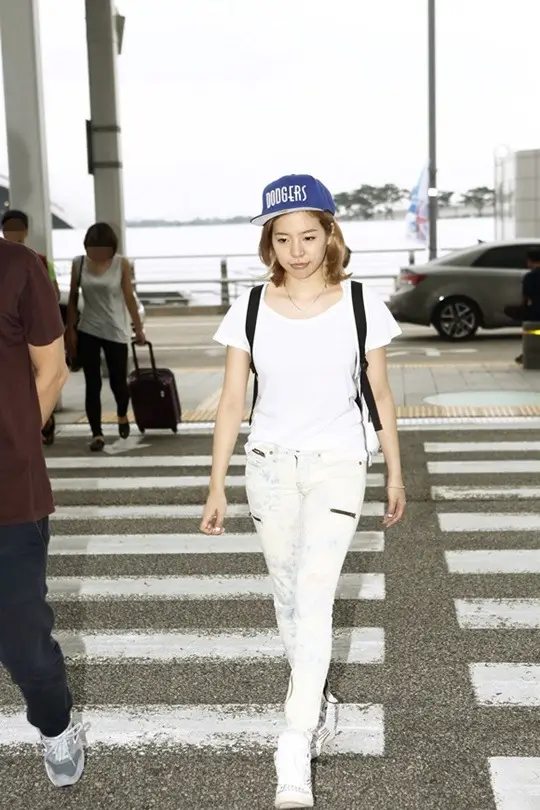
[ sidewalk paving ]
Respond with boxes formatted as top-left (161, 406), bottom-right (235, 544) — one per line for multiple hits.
top-left (55, 317), bottom-right (540, 424)
top-left (56, 360), bottom-right (540, 424)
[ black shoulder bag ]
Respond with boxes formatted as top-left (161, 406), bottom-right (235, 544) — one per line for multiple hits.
top-left (67, 256), bottom-right (85, 372)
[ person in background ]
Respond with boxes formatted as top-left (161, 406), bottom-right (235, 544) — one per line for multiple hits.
top-left (504, 248), bottom-right (540, 364)
top-left (1, 209), bottom-right (60, 300)
top-left (0, 238), bottom-right (85, 787)
top-left (66, 222), bottom-right (145, 452)
top-left (1, 209), bottom-right (61, 445)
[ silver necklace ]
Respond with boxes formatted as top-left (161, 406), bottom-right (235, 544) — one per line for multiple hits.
top-left (286, 282), bottom-right (327, 312)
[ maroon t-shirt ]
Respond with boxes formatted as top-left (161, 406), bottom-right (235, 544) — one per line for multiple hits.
top-left (0, 239), bottom-right (64, 525)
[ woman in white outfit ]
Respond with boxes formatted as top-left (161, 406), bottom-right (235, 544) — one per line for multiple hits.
top-left (200, 174), bottom-right (406, 809)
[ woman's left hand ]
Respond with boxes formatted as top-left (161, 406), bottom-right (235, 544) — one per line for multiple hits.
top-left (383, 485), bottom-right (406, 527)
top-left (134, 326), bottom-right (146, 345)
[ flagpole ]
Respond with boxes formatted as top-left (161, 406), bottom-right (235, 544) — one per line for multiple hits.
top-left (428, 0), bottom-right (438, 260)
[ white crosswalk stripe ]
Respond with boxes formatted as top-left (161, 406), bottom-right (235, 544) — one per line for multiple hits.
top-left (446, 550), bottom-right (540, 574)
top-left (46, 454), bottom-right (249, 469)
top-left (45, 573), bottom-right (386, 600)
top-left (0, 704), bottom-right (385, 754)
top-left (50, 628), bottom-right (385, 663)
top-left (47, 532), bottom-right (385, 555)
top-left (427, 438), bottom-right (540, 805)
top-left (425, 441), bottom-right (540, 453)
top-left (45, 454), bottom-right (384, 470)
top-left (438, 513), bottom-right (540, 532)
top-left (489, 758), bottom-right (540, 809)
top-left (49, 472), bottom-right (385, 491)
top-left (433, 486), bottom-right (540, 500)
top-left (51, 502), bottom-right (385, 520)
top-left (470, 664), bottom-right (540, 707)
top-left (428, 459), bottom-right (540, 474)
top-left (455, 599), bottom-right (540, 629)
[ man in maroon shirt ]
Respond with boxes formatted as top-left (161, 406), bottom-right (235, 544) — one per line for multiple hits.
top-left (2, 209), bottom-right (61, 445)
top-left (0, 239), bottom-right (85, 786)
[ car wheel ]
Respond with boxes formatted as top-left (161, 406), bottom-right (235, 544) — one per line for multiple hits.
top-left (432, 297), bottom-right (481, 340)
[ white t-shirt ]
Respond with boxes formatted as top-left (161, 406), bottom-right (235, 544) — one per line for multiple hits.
top-left (213, 279), bottom-right (401, 454)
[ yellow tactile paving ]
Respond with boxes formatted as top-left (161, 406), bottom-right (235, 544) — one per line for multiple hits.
top-left (194, 388), bottom-right (223, 413)
top-left (394, 404), bottom-right (540, 417)
top-left (387, 361), bottom-right (515, 369)
top-left (78, 401), bottom-right (540, 424)
top-left (181, 403), bottom-right (540, 422)
top-left (77, 411), bottom-right (135, 425)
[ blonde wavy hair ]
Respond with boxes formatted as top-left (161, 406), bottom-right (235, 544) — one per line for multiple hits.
top-left (258, 210), bottom-right (351, 287)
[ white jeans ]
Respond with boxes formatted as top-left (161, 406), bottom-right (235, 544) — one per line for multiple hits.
top-left (244, 441), bottom-right (367, 735)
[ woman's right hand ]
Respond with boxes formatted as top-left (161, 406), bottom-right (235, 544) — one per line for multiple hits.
top-left (65, 327), bottom-right (77, 360)
top-left (200, 489), bottom-right (227, 535)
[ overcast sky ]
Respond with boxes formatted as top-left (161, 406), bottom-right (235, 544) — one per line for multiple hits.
top-left (0, 0), bottom-right (538, 222)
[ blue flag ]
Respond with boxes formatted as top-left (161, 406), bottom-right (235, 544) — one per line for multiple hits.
top-left (405, 165), bottom-right (429, 244)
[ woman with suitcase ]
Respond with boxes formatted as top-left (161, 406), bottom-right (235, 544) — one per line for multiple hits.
top-left (200, 174), bottom-right (405, 809)
top-left (65, 222), bottom-right (145, 451)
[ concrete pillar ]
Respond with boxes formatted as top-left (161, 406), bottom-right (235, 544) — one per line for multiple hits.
top-left (514, 150), bottom-right (540, 238)
top-left (85, 0), bottom-right (126, 253)
top-left (0, 0), bottom-right (52, 257)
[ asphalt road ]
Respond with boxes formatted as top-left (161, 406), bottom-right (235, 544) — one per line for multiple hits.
top-left (140, 317), bottom-right (524, 369)
top-left (1, 425), bottom-right (539, 810)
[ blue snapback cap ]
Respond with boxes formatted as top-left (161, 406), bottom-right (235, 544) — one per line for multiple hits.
top-left (250, 174), bottom-right (336, 226)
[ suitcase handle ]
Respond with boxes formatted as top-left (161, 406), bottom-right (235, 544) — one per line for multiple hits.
top-left (131, 340), bottom-right (158, 378)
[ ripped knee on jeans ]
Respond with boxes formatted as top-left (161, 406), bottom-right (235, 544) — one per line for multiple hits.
top-left (329, 508), bottom-right (357, 519)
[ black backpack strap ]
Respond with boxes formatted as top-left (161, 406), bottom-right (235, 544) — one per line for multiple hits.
top-left (245, 285), bottom-right (264, 425)
top-left (351, 281), bottom-right (382, 432)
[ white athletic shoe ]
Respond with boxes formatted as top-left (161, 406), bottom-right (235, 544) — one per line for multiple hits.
top-left (311, 681), bottom-right (339, 759)
top-left (40, 719), bottom-right (86, 787)
top-left (274, 730), bottom-right (314, 809)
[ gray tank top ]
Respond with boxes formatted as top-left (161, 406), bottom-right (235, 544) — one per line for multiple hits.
top-left (77, 254), bottom-right (130, 344)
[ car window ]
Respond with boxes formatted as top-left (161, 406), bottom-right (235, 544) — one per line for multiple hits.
top-left (473, 245), bottom-right (537, 269)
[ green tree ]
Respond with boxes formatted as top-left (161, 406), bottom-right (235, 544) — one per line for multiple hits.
top-left (333, 184), bottom-right (409, 220)
top-left (438, 191), bottom-right (454, 208)
top-left (333, 192), bottom-right (354, 217)
top-left (372, 184), bottom-right (408, 218)
top-left (351, 185), bottom-right (379, 219)
top-left (460, 186), bottom-right (495, 216)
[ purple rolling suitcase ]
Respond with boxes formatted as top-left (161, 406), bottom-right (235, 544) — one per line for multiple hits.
top-left (128, 341), bottom-right (181, 433)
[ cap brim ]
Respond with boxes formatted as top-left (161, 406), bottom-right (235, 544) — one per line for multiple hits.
top-left (250, 206), bottom-right (330, 226)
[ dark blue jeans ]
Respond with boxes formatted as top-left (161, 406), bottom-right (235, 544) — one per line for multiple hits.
top-left (0, 518), bottom-right (72, 737)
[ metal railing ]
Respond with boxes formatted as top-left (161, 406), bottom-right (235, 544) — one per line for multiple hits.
top-left (53, 246), bottom-right (426, 307)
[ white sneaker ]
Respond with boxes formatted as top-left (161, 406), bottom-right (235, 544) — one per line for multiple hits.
top-left (40, 719), bottom-right (86, 787)
top-left (274, 730), bottom-right (314, 809)
top-left (311, 682), bottom-right (339, 759)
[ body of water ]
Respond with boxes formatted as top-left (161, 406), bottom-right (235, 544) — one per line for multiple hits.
top-left (52, 216), bottom-right (495, 305)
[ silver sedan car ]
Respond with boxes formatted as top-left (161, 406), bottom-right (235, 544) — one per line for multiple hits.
top-left (387, 239), bottom-right (540, 340)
